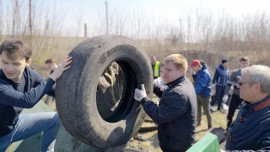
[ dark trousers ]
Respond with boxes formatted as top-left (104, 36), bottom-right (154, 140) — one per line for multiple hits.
top-left (211, 85), bottom-right (226, 110)
top-left (160, 144), bottom-right (186, 152)
top-left (226, 93), bottom-right (243, 129)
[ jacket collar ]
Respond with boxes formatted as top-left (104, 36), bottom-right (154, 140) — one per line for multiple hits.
top-left (218, 64), bottom-right (229, 70)
top-left (243, 95), bottom-right (270, 111)
top-left (254, 95), bottom-right (270, 111)
top-left (167, 76), bottom-right (185, 88)
top-left (198, 64), bottom-right (207, 74)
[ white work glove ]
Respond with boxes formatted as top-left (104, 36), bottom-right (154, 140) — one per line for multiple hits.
top-left (211, 83), bottom-right (216, 89)
top-left (223, 94), bottom-right (228, 103)
top-left (153, 77), bottom-right (168, 91)
top-left (189, 68), bottom-right (196, 75)
top-left (134, 84), bottom-right (147, 102)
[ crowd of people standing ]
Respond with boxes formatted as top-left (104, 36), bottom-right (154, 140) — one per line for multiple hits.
top-left (143, 54), bottom-right (270, 151)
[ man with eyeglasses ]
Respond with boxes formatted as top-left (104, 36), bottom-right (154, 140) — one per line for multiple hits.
top-left (225, 57), bottom-right (250, 131)
top-left (226, 65), bottom-right (270, 151)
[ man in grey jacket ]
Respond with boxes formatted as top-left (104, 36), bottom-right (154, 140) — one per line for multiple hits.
top-left (134, 54), bottom-right (197, 152)
top-left (225, 56), bottom-right (250, 130)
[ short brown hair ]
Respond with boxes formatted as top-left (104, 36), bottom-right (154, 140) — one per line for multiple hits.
top-left (240, 56), bottom-right (249, 62)
top-left (0, 40), bottom-right (32, 61)
top-left (45, 58), bottom-right (55, 64)
top-left (163, 54), bottom-right (188, 72)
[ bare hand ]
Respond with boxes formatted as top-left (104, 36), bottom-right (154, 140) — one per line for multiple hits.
top-left (49, 56), bottom-right (72, 81)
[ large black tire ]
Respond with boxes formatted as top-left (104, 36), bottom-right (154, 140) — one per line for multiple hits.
top-left (55, 35), bottom-right (153, 149)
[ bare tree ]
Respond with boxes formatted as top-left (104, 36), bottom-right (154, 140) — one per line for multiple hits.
top-left (12, 0), bottom-right (21, 37)
top-left (29, 0), bottom-right (32, 36)
top-left (105, 1), bottom-right (109, 35)
top-left (0, 0), bottom-right (2, 41)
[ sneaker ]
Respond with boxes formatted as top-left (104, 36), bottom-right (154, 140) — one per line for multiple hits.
top-left (133, 133), bottom-right (144, 141)
top-left (218, 109), bottom-right (226, 114)
top-left (208, 124), bottom-right (212, 130)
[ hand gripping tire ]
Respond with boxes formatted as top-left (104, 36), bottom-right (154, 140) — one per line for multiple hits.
top-left (55, 35), bottom-right (153, 149)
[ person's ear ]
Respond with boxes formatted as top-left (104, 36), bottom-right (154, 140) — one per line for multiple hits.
top-left (26, 58), bottom-right (32, 66)
top-left (253, 83), bottom-right (262, 92)
top-left (178, 68), bottom-right (185, 76)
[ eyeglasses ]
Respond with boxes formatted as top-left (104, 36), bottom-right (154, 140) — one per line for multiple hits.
top-left (239, 81), bottom-right (250, 86)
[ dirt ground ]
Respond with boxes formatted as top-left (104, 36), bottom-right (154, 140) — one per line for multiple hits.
top-left (105, 129), bottom-right (161, 152)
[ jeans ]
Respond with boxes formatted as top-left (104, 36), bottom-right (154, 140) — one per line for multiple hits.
top-left (211, 85), bottom-right (226, 110)
top-left (197, 95), bottom-right (212, 126)
top-left (0, 112), bottom-right (60, 152)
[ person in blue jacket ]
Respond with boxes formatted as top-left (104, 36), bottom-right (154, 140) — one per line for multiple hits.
top-left (210, 59), bottom-right (229, 111)
top-left (190, 59), bottom-right (212, 129)
top-left (0, 40), bottom-right (72, 152)
top-left (134, 54), bottom-right (197, 152)
top-left (226, 65), bottom-right (270, 151)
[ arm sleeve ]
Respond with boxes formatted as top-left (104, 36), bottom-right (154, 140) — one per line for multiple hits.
top-left (231, 126), bottom-right (270, 152)
top-left (195, 73), bottom-right (208, 95)
top-left (153, 85), bottom-right (163, 98)
top-left (141, 92), bottom-right (188, 124)
top-left (212, 68), bottom-right (218, 84)
top-left (0, 78), bottom-right (55, 108)
top-left (225, 72), bottom-right (235, 94)
top-left (257, 118), bottom-right (270, 151)
top-left (32, 69), bottom-right (55, 97)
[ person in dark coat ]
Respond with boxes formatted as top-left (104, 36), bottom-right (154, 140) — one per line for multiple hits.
top-left (210, 59), bottom-right (229, 111)
top-left (134, 54), bottom-right (197, 152)
top-left (225, 56), bottom-right (250, 130)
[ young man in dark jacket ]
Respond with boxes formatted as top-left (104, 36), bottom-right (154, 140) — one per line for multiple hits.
top-left (226, 65), bottom-right (270, 151)
top-left (0, 40), bottom-right (72, 152)
top-left (190, 59), bottom-right (212, 129)
top-left (210, 59), bottom-right (229, 111)
top-left (134, 54), bottom-right (197, 152)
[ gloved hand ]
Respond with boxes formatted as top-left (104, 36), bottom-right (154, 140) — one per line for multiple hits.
top-left (223, 94), bottom-right (228, 103)
top-left (211, 83), bottom-right (216, 89)
top-left (134, 84), bottom-right (147, 102)
top-left (189, 68), bottom-right (196, 75)
top-left (153, 77), bottom-right (168, 91)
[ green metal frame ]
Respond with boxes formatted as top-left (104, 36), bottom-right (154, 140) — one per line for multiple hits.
top-left (187, 133), bottom-right (220, 152)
